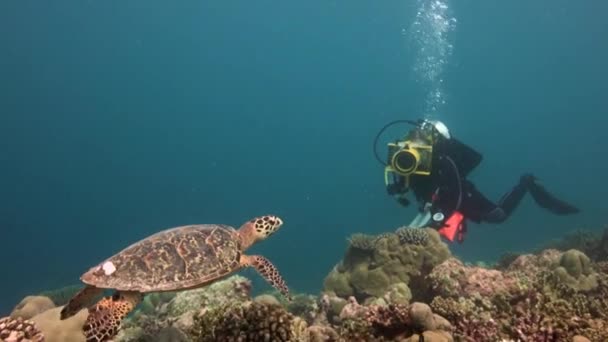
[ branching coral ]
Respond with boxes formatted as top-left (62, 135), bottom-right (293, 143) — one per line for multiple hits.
top-left (430, 296), bottom-right (498, 341)
top-left (427, 248), bottom-right (608, 341)
top-left (337, 297), bottom-right (451, 341)
top-left (364, 304), bottom-right (413, 339)
top-left (0, 316), bottom-right (45, 342)
top-left (191, 301), bottom-right (307, 342)
top-left (395, 227), bottom-right (429, 246)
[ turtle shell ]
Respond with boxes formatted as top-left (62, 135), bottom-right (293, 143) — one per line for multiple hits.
top-left (80, 224), bottom-right (242, 292)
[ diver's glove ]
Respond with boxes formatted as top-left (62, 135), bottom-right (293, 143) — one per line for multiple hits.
top-left (396, 196), bottom-right (410, 207)
top-left (387, 182), bottom-right (409, 196)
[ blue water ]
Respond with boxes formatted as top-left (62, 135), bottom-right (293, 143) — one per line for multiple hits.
top-left (1, 0), bottom-right (606, 314)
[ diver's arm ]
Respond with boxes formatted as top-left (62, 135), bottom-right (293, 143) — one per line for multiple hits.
top-left (386, 174), bottom-right (411, 207)
top-left (437, 138), bottom-right (483, 177)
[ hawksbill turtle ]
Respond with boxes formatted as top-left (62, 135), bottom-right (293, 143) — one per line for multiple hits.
top-left (59, 215), bottom-right (291, 342)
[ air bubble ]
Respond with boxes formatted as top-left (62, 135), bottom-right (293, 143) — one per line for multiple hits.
top-left (405, 0), bottom-right (456, 116)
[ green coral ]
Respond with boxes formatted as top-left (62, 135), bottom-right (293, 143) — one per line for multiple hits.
top-left (553, 249), bottom-right (598, 292)
top-left (350, 266), bottom-right (391, 298)
top-left (323, 228), bottom-right (451, 303)
top-left (323, 270), bottom-right (352, 298)
top-left (383, 283), bottom-right (412, 305)
top-left (560, 249), bottom-right (592, 278)
top-left (347, 233), bottom-right (378, 251)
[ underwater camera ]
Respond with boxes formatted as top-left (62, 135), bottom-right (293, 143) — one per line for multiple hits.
top-left (386, 139), bottom-right (433, 176)
top-left (373, 119), bottom-right (440, 186)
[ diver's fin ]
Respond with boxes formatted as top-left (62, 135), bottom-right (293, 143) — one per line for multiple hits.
top-left (528, 180), bottom-right (580, 215)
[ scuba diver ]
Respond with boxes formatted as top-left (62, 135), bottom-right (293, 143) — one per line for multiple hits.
top-left (374, 118), bottom-right (580, 243)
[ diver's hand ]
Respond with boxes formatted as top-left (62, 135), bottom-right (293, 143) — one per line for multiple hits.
top-left (397, 197), bottom-right (410, 207)
top-left (386, 183), bottom-right (406, 195)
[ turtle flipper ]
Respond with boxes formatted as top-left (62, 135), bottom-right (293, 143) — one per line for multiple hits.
top-left (241, 254), bottom-right (291, 301)
top-left (60, 285), bottom-right (103, 320)
top-left (83, 291), bottom-right (142, 342)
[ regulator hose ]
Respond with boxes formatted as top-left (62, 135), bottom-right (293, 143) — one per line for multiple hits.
top-left (372, 119), bottom-right (420, 166)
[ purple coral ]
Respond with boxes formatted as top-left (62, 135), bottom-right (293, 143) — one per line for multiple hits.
top-left (454, 317), bottom-right (499, 342)
top-left (511, 296), bottom-right (562, 342)
top-left (429, 257), bottom-right (521, 298)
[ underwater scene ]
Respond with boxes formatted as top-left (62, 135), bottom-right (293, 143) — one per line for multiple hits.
top-left (1, 0), bottom-right (607, 341)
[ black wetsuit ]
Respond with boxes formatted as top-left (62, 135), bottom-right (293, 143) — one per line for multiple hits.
top-left (387, 137), bottom-right (579, 226)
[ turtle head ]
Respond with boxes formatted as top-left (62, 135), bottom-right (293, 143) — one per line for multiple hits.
top-left (238, 215), bottom-right (284, 250)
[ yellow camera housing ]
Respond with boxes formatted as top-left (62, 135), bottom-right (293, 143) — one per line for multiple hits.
top-left (385, 140), bottom-right (433, 178)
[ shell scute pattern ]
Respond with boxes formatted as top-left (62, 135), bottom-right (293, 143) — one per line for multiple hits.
top-left (87, 224), bottom-right (242, 292)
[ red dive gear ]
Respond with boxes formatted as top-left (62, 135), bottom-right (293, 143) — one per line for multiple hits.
top-left (438, 211), bottom-right (466, 243)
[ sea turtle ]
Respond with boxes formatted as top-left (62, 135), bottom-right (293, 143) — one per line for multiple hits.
top-left (59, 215), bottom-right (291, 342)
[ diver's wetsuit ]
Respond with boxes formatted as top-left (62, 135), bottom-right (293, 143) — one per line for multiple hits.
top-left (387, 137), bottom-right (579, 226)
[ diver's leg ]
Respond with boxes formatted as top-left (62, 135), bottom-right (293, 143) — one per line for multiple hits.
top-left (525, 174), bottom-right (580, 214)
top-left (467, 174), bottom-right (579, 224)
top-left (460, 181), bottom-right (516, 224)
top-left (472, 175), bottom-right (533, 223)
top-left (494, 175), bottom-right (531, 217)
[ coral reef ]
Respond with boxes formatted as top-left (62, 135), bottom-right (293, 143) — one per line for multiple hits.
top-left (336, 297), bottom-right (452, 341)
top-left (323, 227), bottom-right (451, 303)
top-left (428, 249), bottom-right (608, 341)
top-left (539, 226), bottom-right (608, 262)
top-left (116, 275), bottom-right (252, 341)
top-left (6, 226), bottom-right (608, 342)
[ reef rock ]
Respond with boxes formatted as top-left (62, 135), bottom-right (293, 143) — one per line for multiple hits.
top-left (10, 296), bottom-right (55, 320)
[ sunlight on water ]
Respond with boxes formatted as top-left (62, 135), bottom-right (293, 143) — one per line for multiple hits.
top-left (404, 0), bottom-right (457, 117)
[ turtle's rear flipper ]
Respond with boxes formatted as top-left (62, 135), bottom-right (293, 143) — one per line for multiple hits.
top-left (83, 291), bottom-right (141, 342)
top-left (60, 285), bottom-right (103, 320)
top-left (241, 254), bottom-right (292, 301)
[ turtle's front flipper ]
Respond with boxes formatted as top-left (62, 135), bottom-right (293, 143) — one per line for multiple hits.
top-left (83, 291), bottom-right (142, 342)
top-left (60, 285), bottom-right (103, 320)
top-left (241, 254), bottom-right (292, 301)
